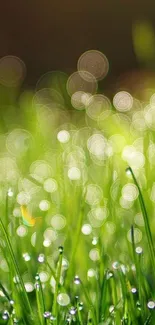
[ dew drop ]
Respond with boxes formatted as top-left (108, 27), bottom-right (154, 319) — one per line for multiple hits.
top-left (58, 246), bottom-right (63, 254)
top-left (13, 276), bottom-right (20, 284)
top-left (92, 237), bottom-right (98, 245)
top-left (38, 253), bottom-right (45, 263)
top-left (81, 224), bottom-right (92, 235)
top-left (66, 314), bottom-right (72, 322)
top-left (121, 317), bottom-right (128, 324)
top-left (39, 271), bottom-right (49, 283)
top-left (125, 167), bottom-right (131, 176)
top-left (112, 261), bottom-right (120, 269)
top-left (35, 283), bottom-right (40, 291)
top-left (25, 282), bottom-right (34, 293)
top-left (23, 252), bottom-right (31, 261)
top-left (50, 315), bottom-right (56, 321)
top-left (106, 271), bottom-right (114, 279)
top-left (78, 302), bottom-right (84, 311)
top-left (131, 287), bottom-right (137, 294)
top-left (135, 246), bottom-right (143, 254)
top-left (74, 275), bottom-right (81, 285)
top-left (109, 305), bottom-right (115, 314)
top-left (69, 306), bottom-right (77, 315)
top-left (147, 300), bottom-right (155, 309)
top-left (136, 301), bottom-right (141, 310)
top-left (2, 310), bottom-right (9, 320)
top-left (35, 273), bottom-right (40, 281)
top-left (10, 299), bottom-right (15, 305)
top-left (8, 188), bottom-right (14, 197)
top-left (43, 311), bottom-right (51, 318)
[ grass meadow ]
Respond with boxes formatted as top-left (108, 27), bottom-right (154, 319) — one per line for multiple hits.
top-left (0, 53), bottom-right (155, 324)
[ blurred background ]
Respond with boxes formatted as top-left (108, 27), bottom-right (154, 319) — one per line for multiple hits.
top-left (1, 0), bottom-right (155, 91)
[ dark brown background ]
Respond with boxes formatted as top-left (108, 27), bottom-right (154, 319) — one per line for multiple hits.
top-left (0, 0), bottom-right (155, 88)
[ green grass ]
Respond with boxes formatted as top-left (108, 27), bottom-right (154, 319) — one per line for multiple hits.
top-left (0, 80), bottom-right (155, 325)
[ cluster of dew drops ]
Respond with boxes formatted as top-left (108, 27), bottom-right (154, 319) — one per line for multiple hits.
top-left (1, 52), bottom-right (155, 323)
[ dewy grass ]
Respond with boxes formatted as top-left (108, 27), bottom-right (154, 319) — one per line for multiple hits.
top-left (0, 217), bottom-right (34, 322)
top-left (1, 81), bottom-right (155, 324)
top-left (35, 274), bottom-right (46, 325)
top-left (52, 247), bottom-right (63, 324)
top-left (127, 166), bottom-right (155, 272)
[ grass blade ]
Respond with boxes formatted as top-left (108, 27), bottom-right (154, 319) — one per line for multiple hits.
top-left (126, 167), bottom-right (155, 271)
top-left (35, 274), bottom-right (46, 325)
top-left (0, 217), bottom-right (34, 322)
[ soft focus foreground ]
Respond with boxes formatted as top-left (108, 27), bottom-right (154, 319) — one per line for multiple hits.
top-left (0, 50), bottom-right (155, 324)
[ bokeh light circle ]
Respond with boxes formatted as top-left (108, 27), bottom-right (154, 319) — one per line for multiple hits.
top-left (68, 167), bottom-right (81, 180)
top-left (57, 130), bottom-right (70, 143)
top-left (127, 228), bottom-right (142, 244)
top-left (57, 293), bottom-right (70, 306)
top-left (81, 224), bottom-right (92, 235)
top-left (113, 91), bottom-right (133, 112)
top-left (0, 55), bottom-right (26, 87)
top-left (122, 184), bottom-right (139, 202)
top-left (85, 184), bottom-right (103, 205)
top-left (51, 214), bottom-right (66, 230)
top-left (16, 225), bottom-right (28, 237)
top-left (77, 50), bottom-right (109, 80)
top-left (71, 91), bottom-right (86, 110)
top-left (6, 129), bottom-right (33, 156)
top-left (44, 178), bottom-right (58, 193)
top-left (66, 71), bottom-right (97, 97)
top-left (86, 94), bottom-right (111, 121)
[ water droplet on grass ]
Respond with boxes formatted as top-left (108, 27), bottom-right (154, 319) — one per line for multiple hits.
top-left (92, 237), bottom-right (98, 245)
top-left (107, 271), bottom-right (114, 279)
top-left (2, 310), bottom-right (9, 320)
top-left (147, 300), bottom-right (155, 309)
top-left (59, 246), bottom-right (63, 254)
top-left (74, 275), bottom-right (81, 284)
top-left (135, 246), bottom-right (143, 254)
top-left (112, 261), bottom-right (120, 269)
top-left (66, 314), bottom-right (72, 322)
top-left (69, 306), bottom-right (77, 315)
top-left (43, 311), bottom-right (51, 318)
top-left (9, 299), bottom-right (14, 305)
top-left (136, 301), bottom-right (141, 310)
top-left (38, 253), bottom-right (45, 263)
top-left (35, 273), bottom-right (40, 281)
top-left (131, 288), bottom-right (137, 294)
top-left (39, 271), bottom-right (49, 283)
top-left (78, 302), bottom-right (84, 310)
top-left (126, 167), bottom-right (131, 175)
top-left (50, 315), bottom-right (56, 320)
top-left (13, 276), bottom-right (20, 284)
top-left (8, 188), bottom-right (14, 197)
top-left (109, 305), bottom-right (115, 314)
top-left (81, 224), bottom-right (92, 235)
top-left (23, 252), bottom-right (31, 261)
top-left (24, 282), bottom-right (34, 292)
top-left (35, 283), bottom-right (40, 291)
